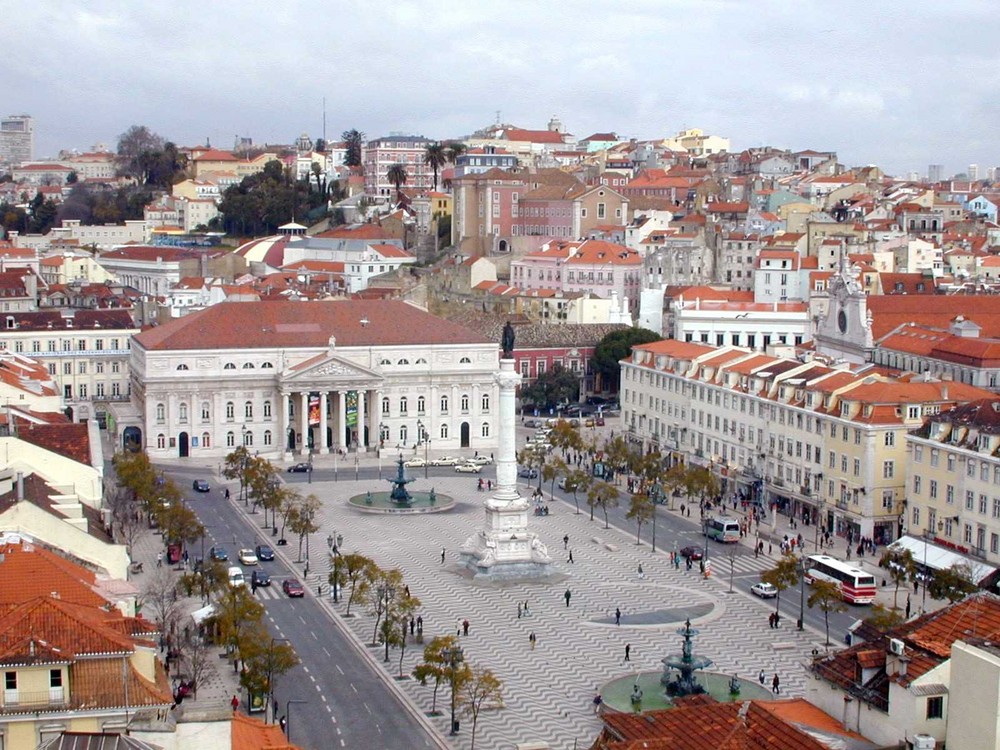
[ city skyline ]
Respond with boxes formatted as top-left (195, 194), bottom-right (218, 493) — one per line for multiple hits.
top-left (4, 0), bottom-right (999, 177)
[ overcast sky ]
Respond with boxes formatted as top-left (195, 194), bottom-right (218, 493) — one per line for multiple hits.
top-left (5, 1), bottom-right (999, 177)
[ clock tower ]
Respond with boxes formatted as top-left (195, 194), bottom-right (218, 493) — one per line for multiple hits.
top-left (813, 253), bottom-right (874, 364)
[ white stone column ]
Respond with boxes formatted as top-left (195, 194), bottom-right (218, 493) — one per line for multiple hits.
top-left (281, 392), bottom-right (291, 458)
top-left (319, 392), bottom-right (329, 453)
top-left (299, 392), bottom-right (309, 455)
top-left (357, 389), bottom-right (367, 449)
top-left (338, 391), bottom-right (347, 450)
top-left (494, 358), bottom-right (521, 501)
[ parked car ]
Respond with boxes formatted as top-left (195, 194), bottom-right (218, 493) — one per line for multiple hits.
top-left (209, 547), bottom-right (228, 562)
top-left (455, 463), bottom-right (482, 474)
top-left (287, 463), bottom-right (311, 473)
top-left (238, 548), bottom-right (258, 566)
top-left (518, 467), bottom-right (538, 479)
top-left (751, 581), bottom-right (778, 599)
top-left (403, 457), bottom-right (427, 468)
top-left (255, 544), bottom-right (275, 561)
top-left (523, 418), bottom-right (540, 428)
top-left (468, 455), bottom-right (493, 465)
top-left (679, 545), bottom-right (703, 561)
top-left (192, 479), bottom-right (210, 492)
top-left (586, 396), bottom-right (607, 406)
top-left (594, 416), bottom-right (605, 426)
top-left (251, 570), bottom-right (271, 587)
top-left (430, 456), bottom-right (460, 466)
top-left (282, 579), bottom-right (305, 597)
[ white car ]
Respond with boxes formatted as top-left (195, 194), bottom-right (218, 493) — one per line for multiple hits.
top-left (403, 457), bottom-right (427, 468)
top-left (237, 548), bottom-right (258, 566)
top-left (751, 582), bottom-right (778, 599)
top-left (467, 455), bottom-right (493, 465)
top-left (455, 463), bottom-right (482, 473)
top-left (430, 456), bottom-right (460, 466)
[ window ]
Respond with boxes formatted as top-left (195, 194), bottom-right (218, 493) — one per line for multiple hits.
top-left (461, 394), bottom-right (470, 412)
top-left (226, 431), bottom-right (235, 447)
top-left (224, 363), bottom-right (236, 370)
top-left (96, 382), bottom-right (104, 397)
top-left (399, 425), bottom-right (408, 444)
top-left (178, 403), bottom-right (188, 422)
top-left (883, 460), bottom-right (894, 479)
top-left (202, 432), bottom-right (211, 448)
top-left (78, 361), bottom-right (87, 374)
top-left (5, 670), bottom-right (16, 693)
top-left (242, 362), bottom-right (255, 369)
top-left (176, 364), bottom-right (189, 371)
top-left (913, 506), bottom-right (920, 526)
top-left (263, 400), bottom-right (271, 418)
top-left (417, 396), bottom-right (425, 415)
top-left (156, 403), bottom-right (165, 422)
top-left (440, 424), bottom-right (449, 439)
top-left (926, 696), bottom-right (944, 720)
top-left (156, 434), bottom-right (166, 449)
top-left (459, 357), bottom-right (472, 364)
top-left (440, 396), bottom-right (449, 413)
top-left (47, 363), bottom-right (55, 375)
top-left (382, 397), bottom-right (390, 415)
top-left (929, 480), bottom-right (938, 500)
top-left (245, 401), bottom-right (253, 419)
top-left (400, 397), bottom-right (408, 416)
top-left (111, 362), bottom-right (119, 373)
top-left (481, 422), bottom-right (490, 438)
top-left (243, 430), bottom-right (253, 446)
top-left (884, 432), bottom-right (895, 447)
top-left (913, 476), bottom-right (922, 494)
top-left (63, 362), bottom-right (71, 375)
top-left (263, 430), bottom-right (272, 446)
top-left (226, 402), bottom-right (235, 420)
top-left (481, 394), bottom-right (490, 412)
top-left (201, 402), bottom-right (210, 421)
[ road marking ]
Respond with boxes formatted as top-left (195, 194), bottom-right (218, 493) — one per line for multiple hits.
top-left (322, 647), bottom-right (331, 657)
top-left (351, 683), bottom-right (358, 693)
top-left (310, 630), bottom-right (318, 640)
top-left (302, 666), bottom-right (310, 674)
top-left (310, 674), bottom-right (317, 683)
top-left (364, 702), bottom-right (372, 714)
top-left (336, 664), bottom-right (344, 675)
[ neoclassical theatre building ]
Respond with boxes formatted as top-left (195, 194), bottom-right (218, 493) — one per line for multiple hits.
top-left (112, 300), bottom-right (501, 460)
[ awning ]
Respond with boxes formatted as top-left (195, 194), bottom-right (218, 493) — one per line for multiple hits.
top-left (190, 604), bottom-right (215, 625)
top-left (890, 535), bottom-right (996, 585)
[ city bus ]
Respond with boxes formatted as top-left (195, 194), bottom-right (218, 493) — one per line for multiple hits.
top-left (704, 517), bottom-right (741, 543)
top-left (805, 555), bottom-right (877, 604)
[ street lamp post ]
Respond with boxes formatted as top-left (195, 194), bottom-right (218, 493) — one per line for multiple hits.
top-left (798, 555), bottom-right (806, 630)
top-left (328, 532), bottom-right (343, 603)
top-left (417, 420), bottom-right (429, 478)
top-left (444, 646), bottom-right (465, 735)
top-left (268, 637), bottom-right (289, 723)
top-left (285, 699), bottom-right (307, 743)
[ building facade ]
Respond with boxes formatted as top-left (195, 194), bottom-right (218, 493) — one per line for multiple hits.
top-left (117, 300), bottom-right (501, 460)
top-left (363, 135), bottom-right (433, 199)
top-left (0, 115), bottom-right (33, 165)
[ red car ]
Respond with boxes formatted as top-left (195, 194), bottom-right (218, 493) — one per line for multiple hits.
top-left (680, 545), bottom-right (704, 561)
top-left (282, 579), bottom-right (305, 597)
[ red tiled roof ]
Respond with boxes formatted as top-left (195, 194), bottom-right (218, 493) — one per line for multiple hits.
top-left (17, 422), bottom-right (91, 464)
top-left (134, 300), bottom-right (491, 351)
top-left (867, 295), bottom-right (1000, 338)
top-left (0, 542), bottom-right (104, 610)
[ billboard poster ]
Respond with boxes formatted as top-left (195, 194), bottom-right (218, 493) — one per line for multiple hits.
top-left (248, 691), bottom-right (265, 713)
top-left (346, 391), bottom-right (358, 427)
top-left (308, 393), bottom-right (321, 426)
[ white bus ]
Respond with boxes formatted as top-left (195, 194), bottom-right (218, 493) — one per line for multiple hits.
top-left (805, 555), bottom-right (877, 604)
top-left (704, 517), bottom-right (740, 543)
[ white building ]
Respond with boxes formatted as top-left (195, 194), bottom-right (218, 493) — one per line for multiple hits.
top-left (114, 299), bottom-right (501, 460)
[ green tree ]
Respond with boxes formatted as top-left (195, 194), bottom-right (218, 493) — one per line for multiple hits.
top-left (388, 591), bottom-right (421, 676)
top-left (808, 579), bottom-right (847, 646)
top-left (214, 584), bottom-right (265, 668)
top-left (760, 556), bottom-right (800, 619)
top-left (413, 635), bottom-right (463, 715)
top-left (460, 666), bottom-right (504, 750)
top-left (542, 457), bottom-right (567, 497)
top-left (684, 466), bottom-right (720, 506)
top-left (521, 363), bottom-right (580, 409)
top-left (222, 446), bottom-right (253, 504)
top-left (342, 129), bottom-right (365, 167)
top-left (366, 567), bottom-right (402, 647)
top-left (627, 492), bottom-right (655, 544)
top-left (342, 553), bottom-right (376, 616)
top-left (287, 492), bottom-right (321, 563)
top-left (564, 467), bottom-right (591, 514)
top-left (444, 141), bottom-right (467, 166)
top-left (929, 562), bottom-right (979, 603)
top-left (587, 479), bottom-right (620, 527)
top-left (386, 163), bottom-right (408, 200)
top-left (879, 547), bottom-right (916, 610)
top-left (424, 143), bottom-right (447, 191)
top-left (591, 327), bottom-right (661, 391)
top-left (238, 621), bottom-right (299, 711)
top-left (66, 170), bottom-right (78, 184)
top-left (864, 603), bottom-right (905, 632)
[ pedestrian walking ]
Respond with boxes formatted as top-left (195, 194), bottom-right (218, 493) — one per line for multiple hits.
top-left (615, 607), bottom-right (621, 626)
top-left (638, 563), bottom-right (645, 580)
top-left (772, 673), bottom-right (780, 694)
top-left (758, 669), bottom-right (765, 685)
top-left (225, 488), bottom-right (230, 500)
top-left (905, 595), bottom-right (912, 620)
top-left (231, 694), bottom-right (239, 713)
top-left (157, 552), bottom-right (163, 568)
top-left (279, 715), bottom-right (287, 733)
top-left (410, 617), bottom-right (416, 635)
top-left (524, 600), bottom-right (530, 616)
top-left (568, 550), bottom-right (574, 563)
top-left (564, 588), bottom-right (572, 607)
top-left (462, 619), bottom-right (470, 636)
top-left (592, 691), bottom-right (603, 713)
top-left (563, 534), bottom-right (569, 549)
top-left (440, 547), bottom-right (446, 564)
top-left (624, 643), bottom-right (631, 662)
top-left (529, 631), bottom-right (536, 650)
top-left (416, 615), bottom-right (423, 634)
top-left (518, 602), bottom-right (523, 619)
top-left (768, 542), bottom-right (772, 555)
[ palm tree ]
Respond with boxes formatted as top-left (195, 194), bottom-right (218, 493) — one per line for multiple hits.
top-left (444, 141), bottom-right (467, 164)
top-left (386, 163), bottom-right (408, 201)
top-left (424, 143), bottom-right (447, 191)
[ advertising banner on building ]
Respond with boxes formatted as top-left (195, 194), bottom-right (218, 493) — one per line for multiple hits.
top-left (346, 391), bottom-right (358, 427)
top-left (308, 393), bottom-right (321, 426)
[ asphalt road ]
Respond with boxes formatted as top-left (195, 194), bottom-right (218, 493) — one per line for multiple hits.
top-left (165, 464), bottom-right (439, 750)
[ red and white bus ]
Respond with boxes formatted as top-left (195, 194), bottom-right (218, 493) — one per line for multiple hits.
top-left (805, 555), bottom-right (877, 604)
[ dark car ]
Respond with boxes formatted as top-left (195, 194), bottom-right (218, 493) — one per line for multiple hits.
top-left (282, 579), bottom-right (305, 597)
top-left (518, 467), bottom-right (538, 479)
top-left (209, 546), bottom-right (228, 562)
top-left (680, 545), bottom-right (704, 561)
top-left (287, 463), bottom-right (311, 473)
top-left (192, 479), bottom-right (210, 492)
top-left (251, 570), bottom-right (271, 587)
top-left (255, 544), bottom-right (275, 561)
top-left (586, 396), bottom-right (607, 406)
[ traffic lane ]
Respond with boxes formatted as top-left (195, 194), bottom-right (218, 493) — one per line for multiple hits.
top-left (265, 599), bottom-right (436, 750)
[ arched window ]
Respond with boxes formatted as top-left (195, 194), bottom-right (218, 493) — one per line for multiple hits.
top-left (460, 357), bottom-right (472, 364)
top-left (461, 394), bottom-right (470, 412)
top-left (155, 403), bottom-right (165, 422)
top-left (226, 402), bottom-right (235, 420)
top-left (224, 363), bottom-right (236, 370)
top-left (397, 358), bottom-right (410, 365)
top-left (261, 362), bottom-right (274, 369)
top-left (264, 430), bottom-right (272, 446)
top-left (399, 425), bottom-right (408, 444)
top-left (481, 422), bottom-right (490, 438)
top-left (415, 358), bottom-right (428, 364)
top-left (242, 362), bottom-right (255, 369)
top-left (381, 397), bottom-right (390, 415)
top-left (417, 396), bottom-right (426, 414)
top-left (400, 397), bottom-right (408, 416)
top-left (245, 401), bottom-right (253, 419)
top-left (226, 431), bottom-right (235, 447)
top-left (178, 403), bottom-right (188, 422)
top-left (201, 402), bottom-right (210, 421)
top-left (176, 364), bottom-right (189, 371)
top-left (202, 432), bottom-right (211, 448)
top-left (440, 395), bottom-right (449, 413)
top-left (243, 430), bottom-right (253, 446)
top-left (380, 424), bottom-right (390, 441)
top-left (156, 433), bottom-right (165, 449)
top-left (481, 394), bottom-right (490, 412)
top-left (379, 358), bottom-right (392, 365)
top-left (263, 400), bottom-right (272, 418)
top-left (440, 424), bottom-right (449, 439)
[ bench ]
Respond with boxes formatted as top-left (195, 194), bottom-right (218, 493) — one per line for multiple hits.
top-left (130, 561), bottom-right (144, 574)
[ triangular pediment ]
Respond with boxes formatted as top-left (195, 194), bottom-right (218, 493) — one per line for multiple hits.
top-left (282, 353), bottom-right (383, 387)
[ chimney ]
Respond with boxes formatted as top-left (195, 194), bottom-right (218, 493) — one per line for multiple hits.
top-left (16, 472), bottom-right (23, 501)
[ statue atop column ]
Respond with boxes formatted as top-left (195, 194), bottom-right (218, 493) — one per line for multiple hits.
top-left (501, 321), bottom-right (515, 359)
